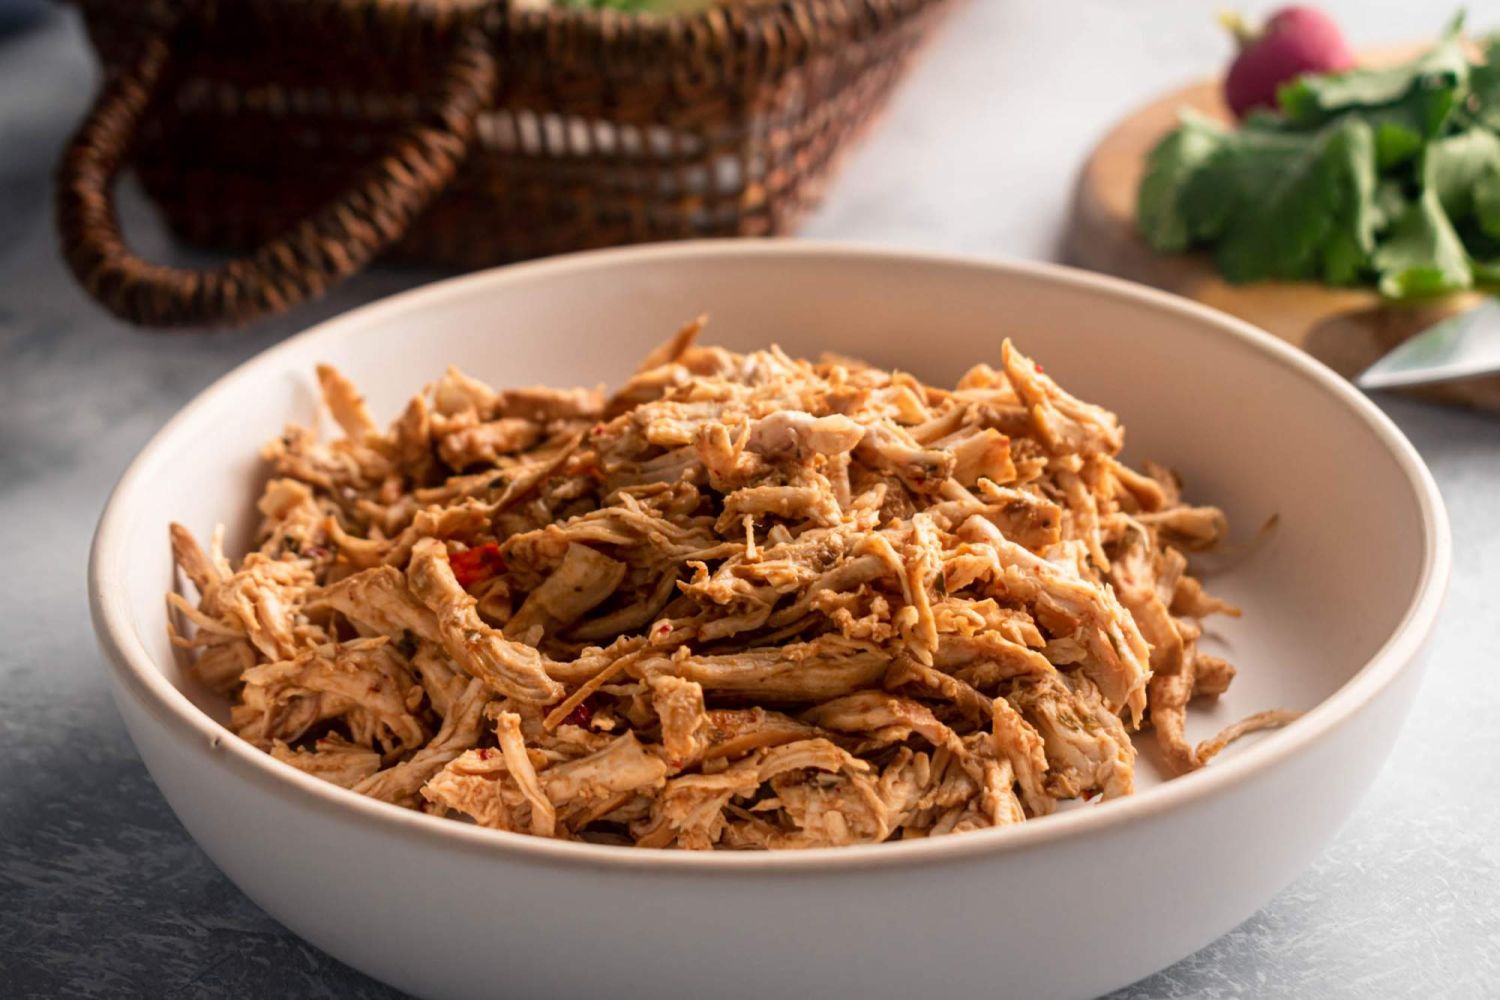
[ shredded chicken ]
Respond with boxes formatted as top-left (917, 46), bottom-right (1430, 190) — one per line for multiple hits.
top-left (167, 324), bottom-right (1292, 849)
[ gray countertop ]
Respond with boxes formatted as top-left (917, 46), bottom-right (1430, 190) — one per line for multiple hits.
top-left (2, 3), bottom-right (1497, 997)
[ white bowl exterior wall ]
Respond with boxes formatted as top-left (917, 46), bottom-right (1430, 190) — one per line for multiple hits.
top-left (107, 643), bottom-right (1427, 1000)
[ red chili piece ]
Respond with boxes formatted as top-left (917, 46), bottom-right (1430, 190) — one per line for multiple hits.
top-left (450, 542), bottom-right (504, 589)
top-left (561, 700), bottom-right (593, 728)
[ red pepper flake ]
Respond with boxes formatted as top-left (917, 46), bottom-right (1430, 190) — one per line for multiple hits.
top-left (1035, 363), bottom-right (1045, 374)
top-left (478, 748), bottom-right (494, 760)
top-left (654, 622), bottom-right (673, 637)
top-left (590, 423), bottom-right (606, 436)
top-left (450, 542), bottom-right (504, 589)
top-left (1081, 789), bottom-right (1096, 802)
top-left (561, 701), bottom-right (594, 728)
top-left (546, 694), bottom-right (596, 729)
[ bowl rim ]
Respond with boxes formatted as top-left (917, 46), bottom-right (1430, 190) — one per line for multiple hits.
top-left (89, 239), bottom-right (1451, 874)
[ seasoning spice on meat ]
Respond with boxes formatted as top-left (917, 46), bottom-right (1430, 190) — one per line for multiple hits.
top-left (166, 322), bottom-right (1295, 848)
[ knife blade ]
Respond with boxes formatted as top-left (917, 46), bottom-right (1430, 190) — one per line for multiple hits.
top-left (1356, 298), bottom-right (1500, 390)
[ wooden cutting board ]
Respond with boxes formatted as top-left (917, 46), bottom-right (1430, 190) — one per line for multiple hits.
top-left (1064, 54), bottom-right (1500, 411)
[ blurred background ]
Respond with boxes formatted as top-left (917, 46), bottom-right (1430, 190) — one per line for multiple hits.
top-left (2, 2), bottom-right (1495, 997)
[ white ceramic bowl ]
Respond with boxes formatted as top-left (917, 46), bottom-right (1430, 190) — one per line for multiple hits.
top-left (90, 242), bottom-right (1449, 1000)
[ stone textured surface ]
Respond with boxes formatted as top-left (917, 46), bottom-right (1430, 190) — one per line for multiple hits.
top-left (2, 3), bottom-right (1497, 997)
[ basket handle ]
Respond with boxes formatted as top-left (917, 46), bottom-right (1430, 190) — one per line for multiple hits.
top-left (56, 9), bottom-right (498, 329)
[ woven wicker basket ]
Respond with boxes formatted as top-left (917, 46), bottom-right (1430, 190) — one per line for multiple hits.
top-left (58, 0), bottom-right (952, 328)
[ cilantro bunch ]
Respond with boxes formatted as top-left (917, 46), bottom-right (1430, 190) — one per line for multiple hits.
top-left (1139, 20), bottom-right (1500, 299)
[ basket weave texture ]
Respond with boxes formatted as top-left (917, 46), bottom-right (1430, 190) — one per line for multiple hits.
top-left (60, 0), bottom-right (953, 327)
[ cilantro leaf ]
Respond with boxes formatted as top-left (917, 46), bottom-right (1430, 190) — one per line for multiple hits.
top-left (1137, 112), bottom-right (1229, 252)
top-left (1365, 86), bottom-right (1461, 167)
top-left (1179, 116), bottom-right (1377, 284)
top-left (1475, 167), bottom-right (1500, 236)
top-left (1277, 31), bottom-right (1468, 167)
top-left (1425, 128), bottom-right (1500, 224)
top-left (1467, 34), bottom-right (1500, 132)
top-left (1371, 188), bottom-right (1473, 297)
top-left (1460, 226), bottom-right (1500, 285)
top-left (1472, 257), bottom-right (1500, 286)
top-left (1372, 178), bottom-right (1410, 232)
top-left (1277, 30), bottom-right (1469, 122)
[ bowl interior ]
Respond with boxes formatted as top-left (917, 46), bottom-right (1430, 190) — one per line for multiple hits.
top-left (103, 245), bottom-right (1431, 796)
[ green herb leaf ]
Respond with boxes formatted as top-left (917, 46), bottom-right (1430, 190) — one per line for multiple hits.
top-left (1468, 35), bottom-right (1500, 132)
top-left (1474, 168), bottom-right (1500, 236)
top-left (1178, 116), bottom-right (1377, 284)
top-left (1278, 30), bottom-right (1469, 122)
top-left (1276, 30), bottom-right (1468, 168)
top-left (1471, 258), bottom-right (1500, 285)
top-left (1458, 225), bottom-right (1500, 284)
top-left (1371, 188), bottom-right (1473, 297)
top-left (1426, 127), bottom-right (1500, 223)
top-left (1367, 87), bottom-right (1461, 167)
top-left (1136, 112), bottom-right (1230, 252)
top-left (1372, 178), bottom-right (1410, 232)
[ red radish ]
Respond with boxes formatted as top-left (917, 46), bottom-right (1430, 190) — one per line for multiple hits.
top-left (1221, 7), bottom-right (1355, 118)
